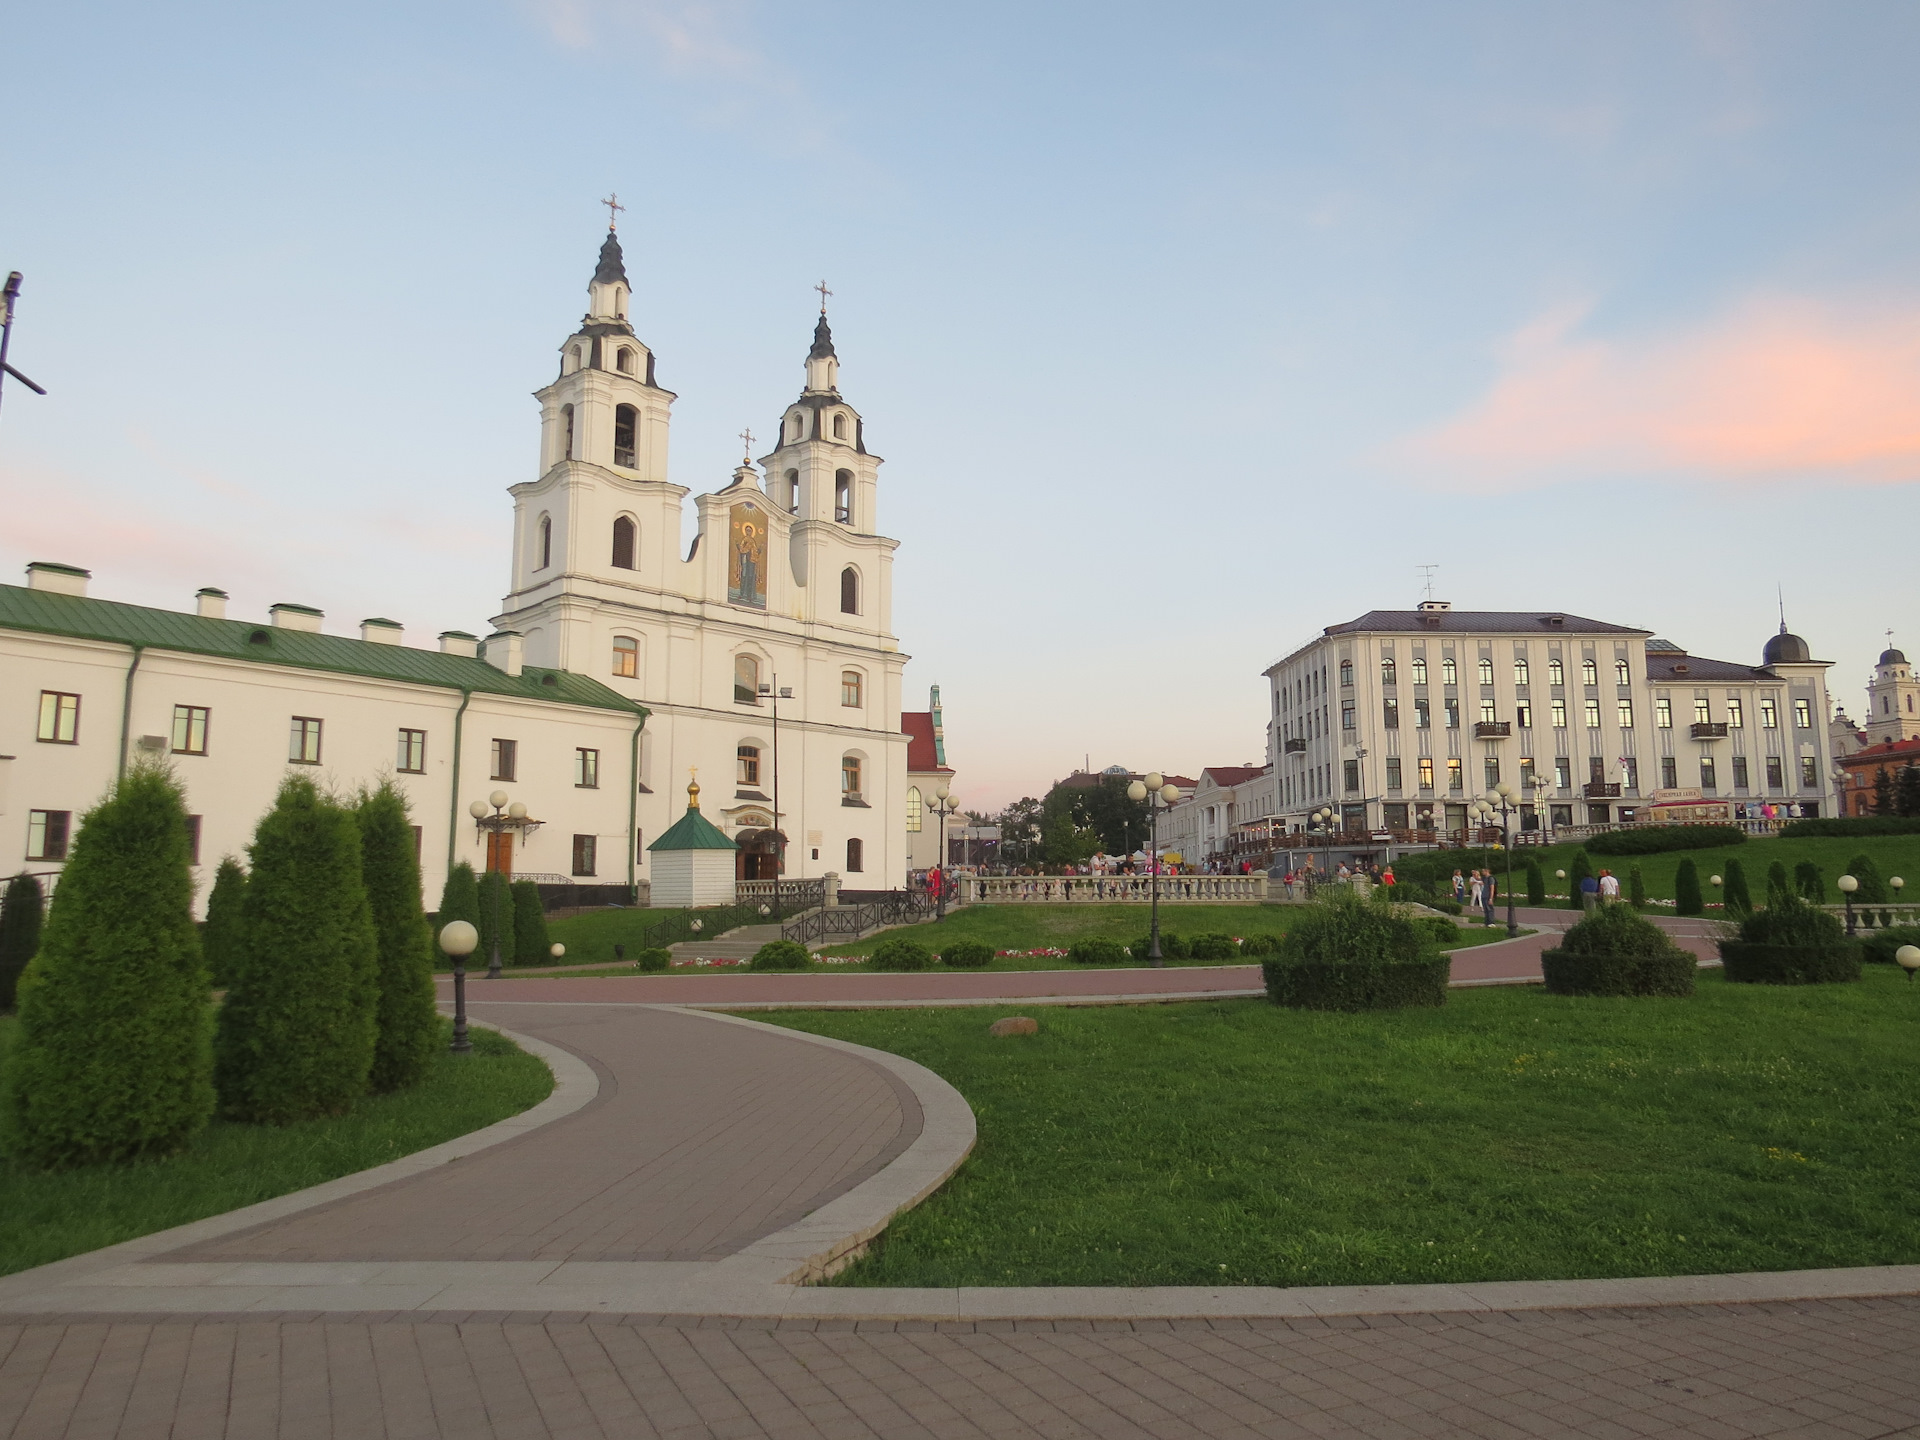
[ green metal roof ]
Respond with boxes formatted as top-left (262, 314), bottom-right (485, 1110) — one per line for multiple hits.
top-left (648, 802), bottom-right (738, 851)
top-left (0, 584), bottom-right (646, 716)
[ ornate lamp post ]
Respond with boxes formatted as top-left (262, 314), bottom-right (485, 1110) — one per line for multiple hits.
top-left (437, 920), bottom-right (478, 1053)
top-left (930, 787), bottom-right (963, 919)
top-left (1479, 783), bottom-right (1521, 936)
top-left (1127, 773), bottom-right (1183, 966)
top-left (1838, 873), bottom-right (1859, 935)
top-left (469, 789), bottom-right (534, 979)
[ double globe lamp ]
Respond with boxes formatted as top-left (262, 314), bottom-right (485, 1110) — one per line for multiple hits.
top-left (1126, 773), bottom-right (1182, 967)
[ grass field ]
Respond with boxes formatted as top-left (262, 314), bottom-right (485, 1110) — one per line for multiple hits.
top-left (764, 969), bottom-right (1920, 1288)
top-left (0, 1019), bottom-right (553, 1278)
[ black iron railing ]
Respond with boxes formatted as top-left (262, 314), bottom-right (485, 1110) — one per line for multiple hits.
top-left (644, 901), bottom-right (763, 951)
top-left (781, 889), bottom-right (931, 946)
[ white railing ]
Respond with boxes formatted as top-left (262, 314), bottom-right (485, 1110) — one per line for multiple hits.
top-left (957, 873), bottom-right (1268, 904)
top-left (1820, 902), bottom-right (1920, 929)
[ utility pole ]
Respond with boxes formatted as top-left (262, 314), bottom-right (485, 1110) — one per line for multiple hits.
top-left (0, 273), bottom-right (49, 420)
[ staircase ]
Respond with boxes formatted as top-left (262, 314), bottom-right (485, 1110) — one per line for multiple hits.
top-left (667, 923), bottom-right (785, 966)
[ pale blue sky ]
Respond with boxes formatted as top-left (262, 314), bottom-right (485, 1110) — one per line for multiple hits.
top-left (5, 2), bottom-right (1920, 805)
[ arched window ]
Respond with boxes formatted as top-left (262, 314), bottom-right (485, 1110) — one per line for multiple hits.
top-left (1411, 657), bottom-right (1427, 685)
top-left (737, 745), bottom-right (760, 786)
top-left (616, 347), bottom-right (636, 375)
top-left (846, 837), bottom-right (864, 873)
top-left (612, 636), bottom-right (638, 678)
top-left (906, 786), bottom-right (922, 832)
top-left (734, 654), bottom-right (761, 704)
top-left (1381, 657), bottom-right (1396, 686)
top-left (834, 470), bottom-right (852, 524)
top-left (833, 413), bottom-right (847, 440)
top-left (614, 404), bottom-right (637, 468)
top-left (611, 516), bottom-right (636, 570)
top-left (561, 403), bottom-right (575, 460)
top-left (1478, 657), bottom-right (1494, 685)
top-left (842, 754), bottom-right (862, 800)
top-left (1338, 660), bottom-right (1353, 687)
top-left (1582, 657), bottom-right (1599, 685)
top-left (842, 671), bottom-right (863, 708)
top-left (1616, 659), bottom-right (1631, 686)
top-left (784, 469), bottom-right (799, 514)
top-left (1441, 657), bottom-right (1457, 685)
top-left (840, 566), bottom-right (858, 614)
top-left (568, 345), bottom-right (582, 373)
top-left (537, 514), bottom-right (552, 570)
top-left (789, 414), bottom-right (802, 441)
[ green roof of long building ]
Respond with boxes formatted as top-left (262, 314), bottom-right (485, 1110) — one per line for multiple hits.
top-left (0, 584), bottom-right (646, 716)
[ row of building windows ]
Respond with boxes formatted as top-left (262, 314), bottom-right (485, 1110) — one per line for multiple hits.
top-left (1288, 749), bottom-right (1820, 806)
top-left (733, 743), bottom-right (867, 803)
top-left (1342, 694), bottom-right (1812, 732)
top-left (729, 657), bottom-right (865, 709)
top-left (1336, 655), bottom-right (1630, 692)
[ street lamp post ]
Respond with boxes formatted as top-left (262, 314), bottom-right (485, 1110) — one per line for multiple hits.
top-left (1478, 783), bottom-right (1521, 936)
top-left (469, 789), bottom-right (526, 979)
top-left (1127, 773), bottom-right (1183, 966)
top-left (437, 921), bottom-right (478, 1053)
top-left (758, 676), bottom-right (794, 912)
top-left (930, 787), bottom-right (962, 919)
top-left (1838, 873), bottom-right (1859, 935)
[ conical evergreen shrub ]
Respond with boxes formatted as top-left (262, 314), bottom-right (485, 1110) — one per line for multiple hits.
top-left (4, 766), bottom-right (214, 1166)
top-left (215, 776), bottom-right (377, 1124)
top-left (1567, 849), bottom-right (1593, 909)
top-left (1675, 858), bottom-right (1704, 916)
top-left (1629, 865), bottom-right (1646, 909)
top-left (1765, 860), bottom-right (1792, 908)
top-left (355, 781), bottom-right (440, 1093)
top-left (1525, 860), bottom-right (1545, 906)
top-left (1795, 860), bottom-right (1825, 903)
top-left (477, 870), bottom-right (516, 969)
top-left (1845, 853), bottom-right (1888, 902)
top-left (1722, 858), bottom-right (1753, 917)
top-left (436, 862), bottom-right (480, 932)
top-left (510, 881), bottom-right (550, 965)
top-left (0, 872), bottom-right (47, 1011)
top-left (201, 857), bottom-right (248, 989)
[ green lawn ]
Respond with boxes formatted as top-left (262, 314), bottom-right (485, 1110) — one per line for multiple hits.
top-left (763, 969), bottom-right (1920, 1288)
top-left (0, 1019), bottom-right (552, 1278)
top-left (1414, 833), bottom-right (1920, 906)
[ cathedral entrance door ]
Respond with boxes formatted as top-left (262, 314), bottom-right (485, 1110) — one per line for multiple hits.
top-left (485, 830), bottom-right (514, 877)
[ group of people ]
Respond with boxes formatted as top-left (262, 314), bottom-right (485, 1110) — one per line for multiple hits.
top-left (1449, 868), bottom-right (1502, 924)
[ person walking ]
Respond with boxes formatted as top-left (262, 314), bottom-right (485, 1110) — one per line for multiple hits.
top-left (1468, 870), bottom-right (1485, 910)
top-left (1481, 868), bottom-right (1497, 926)
top-left (1452, 869), bottom-right (1467, 904)
top-left (1580, 871), bottom-right (1601, 911)
top-left (1598, 869), bottom-right (1621, 904)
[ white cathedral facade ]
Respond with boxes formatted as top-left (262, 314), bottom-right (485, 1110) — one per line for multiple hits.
top-left (0, 229), bottom-right (917, 906)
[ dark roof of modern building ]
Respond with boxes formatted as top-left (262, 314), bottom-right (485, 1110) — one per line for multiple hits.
top-left (1325, 609), bottom-right (1650, 637)
top-left (0, 584), bottom-right (645, 715)
top-left (808, 313), bottom-right (837, 361)
top-left (1199, 765), bottom-right (1268, 788)
top-left (1643, 651), bottom-right (1777, 683)
top-left (902, 712), bottom-right (952, 774)
top-left (593, 230), bottom-right (628, 287)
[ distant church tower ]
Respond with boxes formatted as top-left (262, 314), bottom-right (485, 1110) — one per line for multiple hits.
top-left (1864, 644), bottom-right (1920, 744)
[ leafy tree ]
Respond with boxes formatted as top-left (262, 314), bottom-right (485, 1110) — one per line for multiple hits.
top-left (1899, 762), bottom-right (1920, 819)
top-left (0, 872), bottom-right (47, 1011)
top-left (436, 861), bottom-right (480, 932)
top-left (477, 870), bottom-right (516, 968)
top-left (1764, 860), bottom-right (1792, 908)
top-left (4, 766), bottom-right (214, 1166)
top-left (1629, 865), bottom-right (1647, 909)
top-left (1845, 852), bottom-right (1888, 903)
top-left (1040, 810), bottom-right (1099, 868)
top-left (1795, 860), bottom-right (1825, 903)
top-left (355, 781), bottom-right (440, 1094)
top-left (1567, 848), bottom-right (1593, 909)
top-left (1080, 777), bottom-right (1151, 857)
top-left (201, 857), bottom-right (248, 989)
top-left (990, 797), bottom-right (1044, 867)
top-left (510, 880), bottom-right (550, 964)
top-left (215, 776), bottom-right (377, 1124)
top-left (1874, 766), bottom-right (1896, 816)
top-left (1722, 858), bottom-right (1752, 918)
top-left (1525, 859), bottom-right (1545, 906)
top-left (1674, 858), bottom-right (1704, 916)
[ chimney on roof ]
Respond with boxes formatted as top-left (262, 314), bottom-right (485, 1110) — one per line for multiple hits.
top-left (1416, 600), bottom-right (1451, 613)
top-left (483, 630), bottom-right (524, 677)
top-left (25, 562), bottom-right (89, 597)
top-left (269, 603), bottom-right (323, 633)
top-left (438, 630), bottom-right (479, 658)
top-left (195, 588), bottom-right (228, 619)
top-left (360, 618), bottom-right (403, 645)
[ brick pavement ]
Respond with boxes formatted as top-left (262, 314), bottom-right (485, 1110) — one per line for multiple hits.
top-left (174, 1004), bottom-right (920, 1264)
top-left (1, 1298), bottom-right (1915, 1438)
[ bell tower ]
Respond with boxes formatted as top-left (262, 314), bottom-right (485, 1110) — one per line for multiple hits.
top-left (759, 301), bottom-right (881, 534)
top-left (1865, 643), bottom-right (1920, 744)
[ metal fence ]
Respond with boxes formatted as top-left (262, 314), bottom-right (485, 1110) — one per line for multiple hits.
top-left (735, 878), bottom-right (826, 911)
top-left (781, 889), bottom-right (930, 946)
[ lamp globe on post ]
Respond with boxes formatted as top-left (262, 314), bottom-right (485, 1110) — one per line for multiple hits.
top-left (1838, 873), bottom-right (1859, 934)
top-left (550, 943), bottom-right (565, 961)
top-left (438, 920), bottom-right (479, 1054)
top-left (1895, 944), bottom-right (1920, 982)
top-left (1489, 783), bottom-right (1519, 936)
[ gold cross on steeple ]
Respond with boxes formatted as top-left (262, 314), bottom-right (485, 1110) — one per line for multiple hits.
top-left (740, 427), bottom-right (755, 460)
top-left (602, 193), bottom-right (625, 231)
top-left (814, 279), bottom-right (832, 314)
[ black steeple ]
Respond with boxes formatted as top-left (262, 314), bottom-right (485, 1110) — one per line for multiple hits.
top-left (593, 231), bottom-right (628, 287)
top-left (809, 314), bottom-right (837, 361)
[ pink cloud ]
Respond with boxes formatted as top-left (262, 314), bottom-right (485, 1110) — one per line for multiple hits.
top-left (1400, 295), bottom-right (1920, 488)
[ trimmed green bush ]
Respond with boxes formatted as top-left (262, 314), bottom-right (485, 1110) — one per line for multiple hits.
top-left (1719, 899), bottom-right (1860, 985)
top-left (1239, 932), bottom-right (1283, 958)
top-left (1674, 859), bottom-right (1704, 916)
top-left (476, 871), bottom-right (515, 969)
top-left (1781, 815), bottom-right (1920, 838)
top-left (1859, 925), bottom-right (1920, 966)
top-left (749, 939), bottom-right (811, 970)
top-left (1628, 865), bottom-right (1647, 909)
top-left (1412, 915), bottom-right (1461, 945)
top-left (215, 775), bottom-right (378, 1124)
top-left (634, 946), bottom-right (672, 972)
top-left (1070, 937), bottom-right (1129, 966)
top-left (200, 858), bottom-right (247, 990)
top-left (5, 766), bottom-right (215, 1166)
top-left (1539, 904), bottom-right (1695, 997)
top-left (869, 937), bottom-right (933, 971)
top-left (510, 880), bottom-right (550, 964)
top-left (1188, 933), bottom-right (1240, 961)
top-left (939, 940), bottom-right (994, 967)
top-left (1525, 860), bottom-right (1545, 906)
top-left (1587, 825), bottom-right (1746, 856)
top-left (1128, 931), bottom-right (1189, 960)
top-left (1844, 854), bottom-right (1888, 903)
top-left (1567, 849), bottom-right (1593, 910)
top-left (354, 781), bottom-right (440, 1095)
top-left (1765, 861), bottom-right (1792, 908)
top-left (1722, 858), bottom-right (1753, 919)
top-left (1795, 861), bottom-right (1826, 903)
top-left (1261, 891), bottom-right (1447, 1011)
top-left (0, 871), bottom-right (47, 1011)
top-left (436, 861), bottom-right (480, 931)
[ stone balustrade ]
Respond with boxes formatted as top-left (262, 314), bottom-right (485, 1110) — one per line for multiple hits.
top-left (956, 873), bottom-right (1268, 904)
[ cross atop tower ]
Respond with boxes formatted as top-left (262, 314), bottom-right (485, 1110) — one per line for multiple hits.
top-left (739, 427), bottom-right (754, 460)
top-left (814, 279), bottom-right (832, 314)
top-left (602, 193), bottom-right (625, 231)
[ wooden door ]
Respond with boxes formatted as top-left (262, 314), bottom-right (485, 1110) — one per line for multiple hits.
top-left (485, 829), bottom-right (513, 877)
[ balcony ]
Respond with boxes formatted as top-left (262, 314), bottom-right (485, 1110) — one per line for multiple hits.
top-left (1583, 782), bottom-right (1621, 799)
top-left (1283, 737), bottom-right (1308, 754)
top-left (1690, 722), bottom-right (1729, 740)
top-left (1473, 721), bottom-right (1511, 739)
